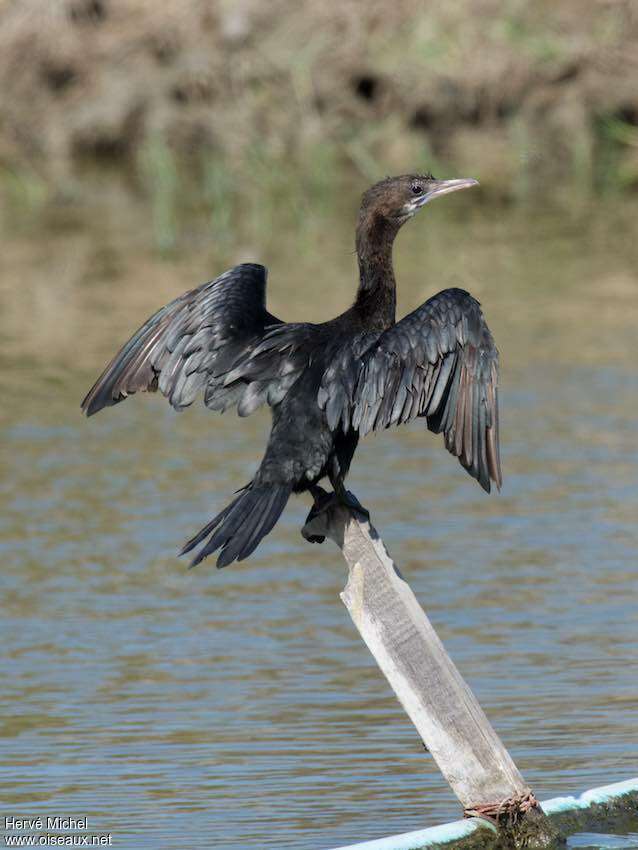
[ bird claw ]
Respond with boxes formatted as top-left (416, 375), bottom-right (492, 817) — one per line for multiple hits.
top-left (301, 487), bottom-right (370, 544)
top-left (301, 488), bottom-right (333, 543)
top-left (304, 532), bottom-right (326, 544)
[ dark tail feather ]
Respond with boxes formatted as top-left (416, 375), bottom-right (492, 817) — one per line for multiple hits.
top-left (180, 484), bottom-right (290, 569)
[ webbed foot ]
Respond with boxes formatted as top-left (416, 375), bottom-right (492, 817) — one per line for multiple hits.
top-left (302, 485), bottom-right (333, 543)
top-left (337, 488), bottom-right (370, 522)
top-left (301, 485), bottom-right (370, 544)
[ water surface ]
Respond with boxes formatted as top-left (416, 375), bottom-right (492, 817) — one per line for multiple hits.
top-left (1, 194), bottom-right (637, 849)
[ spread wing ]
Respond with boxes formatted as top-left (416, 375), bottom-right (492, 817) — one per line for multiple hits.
top-left (81, 263), bottom-right (292, 417)
top-left (320, 288), bottom-right (501, 492)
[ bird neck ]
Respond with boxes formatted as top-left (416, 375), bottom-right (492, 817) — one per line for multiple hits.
top-left (353, 210), bottom-right (398, 329)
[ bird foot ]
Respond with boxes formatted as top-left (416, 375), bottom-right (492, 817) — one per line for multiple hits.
top-left (301, 486), bottom-right (370, 544)
top-left (337, 489), bottom-right (370, 521)
top-left (302, 486), bottom-right (333, 543)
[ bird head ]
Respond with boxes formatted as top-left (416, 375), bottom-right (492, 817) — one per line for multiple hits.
top-left (361, 173), bottom-right (479, 226)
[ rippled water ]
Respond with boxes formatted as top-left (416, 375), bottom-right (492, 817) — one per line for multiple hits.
top-left (1, 193), bottom-right (637, 849)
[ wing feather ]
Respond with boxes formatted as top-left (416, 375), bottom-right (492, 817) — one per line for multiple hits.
top-left (319, 288), bottom-right (502, 492)
top-left (81, 263), bottom-right (297, 417)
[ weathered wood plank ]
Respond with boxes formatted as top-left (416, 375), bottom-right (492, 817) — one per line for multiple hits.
top-left (303, 501), bottom-right (558, 848)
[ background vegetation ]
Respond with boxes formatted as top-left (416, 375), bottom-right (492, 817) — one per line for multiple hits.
top-left (1, 0), bottom-right (637, 247)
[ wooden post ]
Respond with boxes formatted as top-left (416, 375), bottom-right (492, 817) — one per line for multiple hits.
top-left (303, 501), bottom-right (559, 849)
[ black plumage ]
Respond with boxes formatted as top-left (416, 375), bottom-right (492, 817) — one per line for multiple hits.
top-left (82, 173), bottom-right (501, 567)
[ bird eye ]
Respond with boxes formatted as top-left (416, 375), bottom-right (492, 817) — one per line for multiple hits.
top-left (411, 183), bottom-right (423, 195)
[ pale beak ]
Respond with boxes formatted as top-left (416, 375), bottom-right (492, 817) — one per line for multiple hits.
top-left (420, 177), bottom-right (479, 205)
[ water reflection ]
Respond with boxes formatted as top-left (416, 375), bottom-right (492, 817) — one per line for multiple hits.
top-left (1, 194), bottom-right (637, 849)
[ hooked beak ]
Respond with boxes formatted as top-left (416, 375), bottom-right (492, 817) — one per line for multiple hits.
top-left (404, 178), bottom-right (479, 216)
top-left (423, 177), bottom-right (479, 203)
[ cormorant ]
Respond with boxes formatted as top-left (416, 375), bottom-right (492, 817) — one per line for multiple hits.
top-left (82, 174), bottom-right (501, 568)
